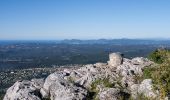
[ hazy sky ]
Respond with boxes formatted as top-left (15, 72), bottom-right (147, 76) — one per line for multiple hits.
top-left (0, 0), bottom-right (170, 40)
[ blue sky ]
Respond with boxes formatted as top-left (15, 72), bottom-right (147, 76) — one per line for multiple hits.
top-left (0, 0), bottom-right (170, 40)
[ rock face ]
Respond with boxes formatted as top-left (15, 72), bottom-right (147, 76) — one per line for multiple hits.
top-left (4, 52), bottom-right (159, 100)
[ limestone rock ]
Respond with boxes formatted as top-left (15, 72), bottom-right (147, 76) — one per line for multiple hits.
top-left (138, 79), bottom-right (157, 98)
top-left (97, 88), bottom-right (120, 100)
top-left (31, 79), bottom-right (44, 89)
top-left (108, 53), bottom-right (123, 67)
top-left (41, 72), bottom-right (87, 100)
top-left (3, 79), bottom-right (44, 100)
top-left (130, 79), bottom-right (157, 99)
top-left (131, 57), bottom-right (153, 68)
top-left (130, 84), bottom-right (140, 99)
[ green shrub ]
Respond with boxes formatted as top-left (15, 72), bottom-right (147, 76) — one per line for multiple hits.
top-left (148, 49), bottom-right (170, 64)
top-left (42, 98), bottom-right (51, 100)
top-left (145, 49), bottom-right (170, 99)
top-left (143, 67), bottom-right (156, 79)
top-left (0, 91), bottom-right (5, 100)
top-left (87, 78), bottom-right (114, 100)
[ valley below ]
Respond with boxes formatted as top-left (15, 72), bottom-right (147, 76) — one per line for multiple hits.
top-left (1, 39), bottom-right (170, 100)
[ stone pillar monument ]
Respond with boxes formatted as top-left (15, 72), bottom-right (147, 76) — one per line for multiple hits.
top-left (108, 53), bottom-right (123, 67)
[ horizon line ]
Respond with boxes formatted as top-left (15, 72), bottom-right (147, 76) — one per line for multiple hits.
top-left (0, 38), bottom-right (170, 41)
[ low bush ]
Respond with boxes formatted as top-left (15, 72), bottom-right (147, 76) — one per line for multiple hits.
top-left (144, 49), bottom-right (170, 99)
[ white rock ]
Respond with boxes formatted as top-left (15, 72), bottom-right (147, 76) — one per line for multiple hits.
top-left (108, 53), bottom-right (123, 67)
top-left (3, 80), bottom-right (44, 100)
top-left (31, 79), bottom-right (44, 89)
top-left (138, 79), bottom-right (157, 98)
top-left (41, 72), bottom-right (87, 100)
top-left (76, 72), bottom-right (97, 88)
top-left (98, 88), bottom-right (120, 100)
top-left (130, 84), bottom-right (139, 99)
top-left (132, 57), bottom-right (153, 67)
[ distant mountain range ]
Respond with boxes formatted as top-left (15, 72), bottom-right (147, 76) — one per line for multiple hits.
top-left (59, 39), bottom-right (170, 45)
top-left (0, 39), bottom-right (170, 45)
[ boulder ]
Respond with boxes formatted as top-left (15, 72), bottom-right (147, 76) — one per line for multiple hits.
top-left (3, 79), bottom-right (44, 100)
top-left (132, 57), bottom-right (153, 67)
top-left (130, 79), bottom-right (157, 99)
top-left (108, 53), bottom-right (123, 67)
top-left (41, 72), bottom-right (87, 100)
top-left (138, 79), bottom-right (157, 98)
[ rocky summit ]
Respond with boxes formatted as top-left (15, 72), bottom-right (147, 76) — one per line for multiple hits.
top-left (3, 53), bottom-right (161, 100)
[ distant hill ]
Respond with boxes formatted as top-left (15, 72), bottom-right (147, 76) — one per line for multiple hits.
top-left (1, 39), bottom-right (170, 45)
top-left (57, 39), bottom-right (170, 45)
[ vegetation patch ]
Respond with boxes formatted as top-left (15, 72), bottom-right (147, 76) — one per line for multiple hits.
top-left (143, 49), bottom-right (170, 99)
top-left (86, 78), bottom-right (114, 100)
top-left (0, 91), bottom-right (5, 100)
top-left (148, 49), bottom-right (168, 64)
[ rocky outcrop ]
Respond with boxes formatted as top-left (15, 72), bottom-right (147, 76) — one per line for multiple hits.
top-left (40, 72), bottom-right (87, 100)
top-left (116, 57), bottom-right (152, 88)
top-left (3, 79), bottom-right (44, 100)
top-left (130, 79), bottom-right (157, 99)
top-left (138, 79), bottom-right (157, 98)
top-left (4, 52), bottom-right (159, 100)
